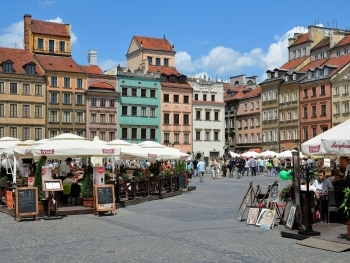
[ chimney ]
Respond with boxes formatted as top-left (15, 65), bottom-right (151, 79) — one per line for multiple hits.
top-left (24, 14), bottom-right (32, 50)
top-left (88, 50), bottom-right (97, 65)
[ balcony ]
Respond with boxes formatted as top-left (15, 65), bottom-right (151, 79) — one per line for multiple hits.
top-left (32, 48), bottom-right (71, 56)
top-left (262, 119), bottom-right (278, 125)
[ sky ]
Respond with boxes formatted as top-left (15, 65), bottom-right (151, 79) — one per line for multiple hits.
top-left (1, 0), bottom-right (350, 82)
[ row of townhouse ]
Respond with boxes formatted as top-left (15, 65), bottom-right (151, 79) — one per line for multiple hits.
top-left (0, 14), bottom-right (226, 160)
top-left (224, 25), bottom-right (350, 154)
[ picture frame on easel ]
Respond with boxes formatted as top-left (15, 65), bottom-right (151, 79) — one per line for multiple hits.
top-left (285, 203), bottom-right (297, 230)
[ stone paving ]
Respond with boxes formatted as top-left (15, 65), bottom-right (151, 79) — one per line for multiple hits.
top-left (0, 174), bottom-right (348, 263)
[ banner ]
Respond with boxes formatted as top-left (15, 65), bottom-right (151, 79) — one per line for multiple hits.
top-left (93, 166), bottom-right (105, 186)
top-left (321, 140), bottom-right (350, 155)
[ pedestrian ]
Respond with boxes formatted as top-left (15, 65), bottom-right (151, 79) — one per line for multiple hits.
top-left (248, 156), bottom-right (257, 176)
top-left (266, 158), bottom-right (273, 176)
top-left (229, 157), bottom-right (236, 178)
top-left (221, 160), bottom-right (227, 177)
top-left (236, 157), bottom-right (246, 179)
top-left (197, 159), bottom-right (206, 183)
top-left (273, 155), bottom-right (280, 176)
top-left (192, 158), bottom-right (199, 177)
top-left (258, 157), bottom-right (265, 176)
top-left (210, 158), bottom-right (219, 179)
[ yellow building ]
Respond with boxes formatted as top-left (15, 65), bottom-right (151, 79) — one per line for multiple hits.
top-left (0, 48), bottom-right (46, 140)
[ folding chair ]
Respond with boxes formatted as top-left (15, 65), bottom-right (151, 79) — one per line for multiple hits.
top-left (328, 190), bottom-right (338, 224)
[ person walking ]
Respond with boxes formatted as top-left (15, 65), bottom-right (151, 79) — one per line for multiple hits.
top-left (228, 157), bottom-right (236, 178)
top-left (192, 159), bottom-right (198, 177)
top-left (273, 156), bottom-right (280, 176)
top-left (258, 157), bottom-right (265, 176)
top-left (266, 158), bottom-right (273, 177)
top-left (248, 156), bottom-right (257, 176)
top-left (197, 159), bottom-right (206, 183)
top-left (236, 157), bottom-right (246, 179)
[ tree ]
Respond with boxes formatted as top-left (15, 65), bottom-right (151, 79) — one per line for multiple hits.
top-left (33, 157), bottom-right (45, 199)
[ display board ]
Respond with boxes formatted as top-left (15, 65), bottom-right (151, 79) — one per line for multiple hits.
top-left (43, 179), bottom-right (63, 191)
top-left (15, 187), bottom-right (38, 221)
top-left (94, 185), bottom-right (116, 216)
top-left (235, 183), bottom-right (253, 221)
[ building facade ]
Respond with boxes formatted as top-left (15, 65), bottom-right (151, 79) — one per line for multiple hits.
top-left (116, 67), bottom-right (161, 143)
top-left (0, 48), bottom-right (46, 140)
top-left (188, 77), bottom-right (225, 161)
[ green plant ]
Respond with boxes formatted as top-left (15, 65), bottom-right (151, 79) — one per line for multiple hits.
top-left (121, 173), bottom-right (129, 179)
top-left (340, 187), bottom-right (350, 220)
top-left (173, 160), bottom-right (186, 175)
top-left (33, 156), bottom-right (45, 199)
top-left (137, 171), bottom-right (144, 178)
top-left (163, 169), bottom-right (171, 176)
top-left (80, 165), bottom-right (93, 198)
top-left (20, 177), bottom-right (26, 185)
top-left (105, 172), bottom-right (110, 182)
top-left (279, 183), bottom-right (292, 201)
top-left (1, 175), bottom-right (8, 182)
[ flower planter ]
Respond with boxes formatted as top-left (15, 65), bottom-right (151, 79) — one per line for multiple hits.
top-left (82, 197), bottom-right (94, 207)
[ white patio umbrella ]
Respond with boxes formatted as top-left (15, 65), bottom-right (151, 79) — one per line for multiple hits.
top-left (1, 140), bottom-right (36, 156)
top-left (106, 139), bottom-right (133, 147)
top-left (91, 136), bottom-right (106, 166)
top-left (277, 150), bottom-right (304, 159)
top-left (229, 151), bottom-right (240, 158)
top-left (0, 137), bottom-right (21, 150)
top-left (257, 150), bottom-right (278, 158)
top-left (241, 151), bottom-right (258, 158)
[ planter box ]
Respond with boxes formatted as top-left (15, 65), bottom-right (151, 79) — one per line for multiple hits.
top-left (82, 197), bottom-right (94, 207)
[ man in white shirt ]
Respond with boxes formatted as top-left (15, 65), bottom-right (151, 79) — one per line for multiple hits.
top-left (312, 169), bottom-right (333, 222)
top-left (59, 157), bottom-right (72, 181)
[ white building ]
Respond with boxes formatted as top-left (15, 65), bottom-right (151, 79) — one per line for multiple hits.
top-left (188, 77), bottom-right (225, 165)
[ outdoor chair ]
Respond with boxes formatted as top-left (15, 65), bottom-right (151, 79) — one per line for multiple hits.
top-left (63, 184), bottom-right (78, 205)
top-left (327, 190), bottom-right (338, 224)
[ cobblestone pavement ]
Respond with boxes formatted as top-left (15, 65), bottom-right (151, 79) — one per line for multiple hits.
top-left (0, 174), bottom-right (348, 263)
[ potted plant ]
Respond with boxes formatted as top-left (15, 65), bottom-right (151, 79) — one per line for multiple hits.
top-left (339, 187), bottom-right (350, 239)
top-left (174, 160), bottom-right (186, 189)
top-left (80, 165), bottom-right (94, 207)
top-left (19, 177), bottom-right (26, 186)
top-left (33, 156), bottom-right (45, 199)
top-left (280, 183), bottom-right (292, 202)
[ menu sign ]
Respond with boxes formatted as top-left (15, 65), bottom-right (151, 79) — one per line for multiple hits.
top-left (15, 187), bottom-right (38, 221)
top-left (94, 185), bottom-right (116, 216)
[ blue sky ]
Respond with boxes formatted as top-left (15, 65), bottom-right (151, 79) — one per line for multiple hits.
top-left (1, 0), bottom-right (349, 82)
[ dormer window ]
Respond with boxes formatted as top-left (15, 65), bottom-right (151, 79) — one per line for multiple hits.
top-left (3, 60), bottom-right (14, 73)
top-left (160, 75), bottom-right (167, 82)
top-left (324, 67), bottom-right (329, 76)
top-left (170, 76), bottom-right (177, 83)
top-left (274, 71), bottom-right (278, 78)
top-left (293, 74), bottom-right (296, 80)
top-left (308, 71), bottom-right (312, 80)
top-left (26, 63), bottom-right (36, 75)
top-left (345, 47), bottom-right (349, 55)
top-left (314, 53), bottom-right (318, 60)
top-left (267, 72), bottom-right (271, 79)
top-left (316, 69), bottom-right (320, 78)
top-left (285, 75), bottom-right (289, 82)
top-left (180, 77), bottom-right (187, 84)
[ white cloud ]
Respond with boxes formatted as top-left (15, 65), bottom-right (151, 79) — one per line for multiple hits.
top-left (38, 1), bottom-right (55, 6)
top-left (176, 26), bottom-right (309, 79)
top-left (99, 59), bottom-right (126, 71)
top-left (0, 17), bottom-right (77, 49)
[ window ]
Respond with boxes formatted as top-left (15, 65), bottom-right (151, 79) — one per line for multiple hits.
top-left (100, 114), bottom-right (106, 123)
top-left (294, 129), bottom-right (298, 139)
top-left (150, 107), bottom-right (156, 117)
top-left (244, 120), bottom-right (248, 128)
top-left (22, 84), bottom-right (30, 95)
top-left (34, 105), bottom-right (42, 118)
top-left (164, 58), bottom-right (169, 66)
top-left (76, 112), bottom-right (83, 123)
top-left (150, 90), bottom-right (156, 98)
top-left (27, 64), bottom-right (35, 74)
top-left (122, 106), bottom-right (128, 115)
top-left (251, 118), bottom-right (254, 127)
top-left (131, 128), bottom-right (137, 139)
top-left (59, 41), bottom-right (65, 52)
top-left (4, 61), bottom-right (13, 73)
top-left (100, 98), bottom-right (106, 106)
top-left (37, 38), bottom-right (44, 49)
top-left (312, 106), bottom-right (316, 117)
top-left (174, 114), bottom-right (179, 124)
top-left (90, 131), bottom-right (96, 140)
top-left (304, 89), bottom-right (308, 97)
top-left (336, 50), bottom-right (341, 57)
top-left (196, 131), bottom-right (201, 140)
top-left (51, 76), bottom-right (57, 86)
top-left (321, 105), bottom-right (326, 115)
top-left (141, 107), bottom-right (146, 117)
top-left (194, 94), bottom-right (198, 100)
top-left (287, 93), bottom-right (291, 102)
top-left (132, 106), bottom-right (137, 116)
top-left (108, 114), bottom-right (115, 123)
top-left (250, 102), bottom-right (254, 110)
top-left (164, 132), bottom-right (170, 143)
top-left (345, 47), bottom-right (349, 55)
top-left (122, 128), bottom-right (128, 139)
top-left (77, 78), bottom-right (83, 89)
top-left (184, 133), bottom-right (189, 143)
top-left (150, 129), bottom-right (156, 140)
top-left (62, 111), bottom-right (71, 123)
top-left (173, 94), bottom-right (179, 103)
top-left (239, 134), bottom-right (242, 143)
top-left (49, 111), bottom-right (58, 122)
top-left (141, 89), bottom-right (146, 97)
top-left (163, 94), bottom-right (169, 102)
top-left (22, 127), bottom-right (30, 140)
top-left (205, 111), bottom-right (210, 121)
top-left (244, 134), bottom-right (248, 143)
top-left (303, 47), bottom-right (306, 56)
top-left (141, 129), bottom-right (146, 139)
top-left (211, 95), bottom-right (215, 101)
top-left (203, 94), bottom-right (207, 101)
top-left (0, 104), bottom-right (4, 116)
top-left (64, 77), bottom-right (70, 87)
top-left (312, 87), bottom-right (316, 96)
top-left (280, 94), bottom-right (285, 103)
top-left (164, 113), bottom-right (169, 124)
top-left (238, 120), bottom-right (242, 128)
top-left (312, 127), bottom-right (317, 137)
top-left (281, 131), bottom-right (285, 140)
top-left (63, 93), bottom-right (71, 104)
top-left (256, 117), bottom-right (260, 126)
top-left (0, 82), bottom-right (3, 93)
top-left (183, 95), bottom-right (189, 103)
top-left (335, 103), bottom-right (340, 114)
top-left (303, 107), bottom-right (308, 118)
top-left (297, 49), bottom-right (301, 57)
top-left (244, 103), bottom-right (247, 111)
top-left (273, 130), bottom-right (278, 141)
top-left (345, 102), bottom-right (349, 113)
top-left (320, 85), bottom-right (325, 95)
top-left (256, 101), bottom-right (260, 109)
top-left (9, 127), bottom-right (17, 138)
top-left (184, 114), bottom-right (189, 125)
top-left (10, 104), bottom-right (17, 117)
top-left (10, 83), bottom-right (17, 94)
top-left (335, 86), bottom-right (340, 95)
top-left (294, 92), bottom-right (298, 101)
top-left (76, 94), bottom-right (83, 105)
top-left (147, 57), bottom-right (152, 65)
top-left (90, 113), bottom-right (96, 123)
top-left (109, 132), bottom-right (115, 141)
top-left (214, 131), bottom-right (219, 141)
top-left (345, 85), bottom-right (349, 94)
top-left (35, 128), bottom-right (42, 140)
top-left (196, 111), bottom-right (201, 120)
top-left (174, 133), bottom-right (179, 143)
top-left (34, 85), bottom-right (42, 96)
top-left (250, 133), bottom-right (254, 143)
top-left (156, 58), bottom-right (161, 66)
top-left (214, 112), bottom-right (219, 121)
top-left (280, 112), bottom-right (285, 121)
top-left (292, 50), bottom-right (296, 59)
top-left (293, 110), bottom-right (298, 120)
top-left (99, 131), bottom-right (105, 141)
top-left (108, 99), bottom-right (114, 108)
top-left (122, 88), bottom-right (128, 96)
top-left (263, 111), bottom-right (267, 120)
top-left (91, 98), bottom-right (97, 106)
top-left (49, 39), bottom-right (54, 52)
top-left (273, 109), bottom-right (278, 119)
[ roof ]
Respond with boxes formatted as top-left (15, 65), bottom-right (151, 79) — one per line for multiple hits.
top-left (300, 58), bottom-right (328, 72)
top-left (243, 86), bottom-right (261, 99)
top-left (134, 36), bottom-right (173, 52)
top-left (30, 19), bottom-right (70, 37)
top-left (161, 82), bottom-right (191, 89)
top-left (81, 65), bottom-right (103, 74)
top-left (229, 85), bottom-right (249, 92)
top-left (322, 54), bottom-right (350, 77)
top-left (0, 47), bottom-right (44, 75)
top-left (311, 37), bottom-right (330, 50)
top-left (89, 82), bottom-right (115, 90)
top-left (280, 56), bottom-right (308, 70)
top-left (332, 35), bottom-right (350, 49)
top-left (289, 33), bottom-right (310, 47)
top-left (148, 65), bottom-right (181, 76)
top-left (34, 54), bottom-right (84, 73)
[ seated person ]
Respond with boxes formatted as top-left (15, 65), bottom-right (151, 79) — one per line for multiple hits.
top-left (63, 173), bottom-right (77, 184)
top-left (312, 169), bottom-right (333, 222)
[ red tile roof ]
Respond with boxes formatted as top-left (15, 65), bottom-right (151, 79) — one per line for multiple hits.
top-left (290, 33), bottom-right (310, 47)
top-left (233, 91), bottom-right (245, 99)
top-left (30, 19), bottom-right (70, 37)
top-left (34, 54), bottom-right (84, 73)
top-left (300, 58), bottom-right (328, 72)
top-left (81, 65), bottom-right (103, 74)
top-left (311, 37), bottom-right (330, 50)
top-left (223, 83), bottom-right (230, 90)
top-left (0, 47), bottom-right (44, 75)
top-left (89, 82), bottom-right (115, 90)
top-left (193, 100), bottom-right (225, 105)
top-left (243, 86), bottom-right (261, 98)
top-left (280, 56), bottom-right (308, 70)
top-left (134, 36), bottom-right (173, 52)
top-left (148, 65), bottom-right (181, 76)
top-left (229, 85), bottom-right (249, 92)
top-left (332, 35), bottom-right (350, 49)
top-left (161, 82), bottom-right (191, 89)
top-left (322, 54), bottom-right (350, 77)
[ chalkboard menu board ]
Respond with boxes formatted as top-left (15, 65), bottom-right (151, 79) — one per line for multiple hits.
top-left (15, 187), bottom-right (38, 221)
top-left (94, 185), bottom-right (116, 216)
top-left (235, 185), bottom-right (253, 221)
